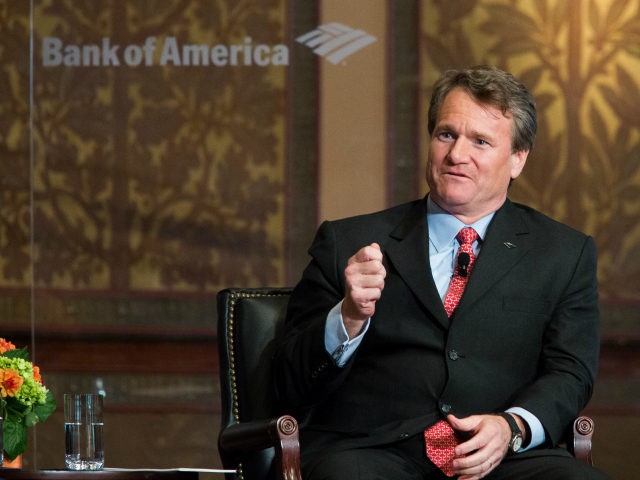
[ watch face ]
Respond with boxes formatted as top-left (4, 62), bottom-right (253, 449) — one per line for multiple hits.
top-left (512, 434), bottom-right (523, 452)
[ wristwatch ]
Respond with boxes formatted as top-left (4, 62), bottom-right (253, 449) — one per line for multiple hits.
top-left (496, 412), bottom-right (524, 454)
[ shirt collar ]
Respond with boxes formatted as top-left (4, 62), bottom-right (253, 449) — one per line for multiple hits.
top-left (427, 196), bottom-right (496, 252)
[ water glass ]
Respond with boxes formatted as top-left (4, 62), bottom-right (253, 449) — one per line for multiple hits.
top-left (64, 393), bottom-right (104, 470)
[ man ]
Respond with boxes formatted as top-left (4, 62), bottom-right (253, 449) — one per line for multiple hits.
top-left (273, 66), bottom-right (609, 479)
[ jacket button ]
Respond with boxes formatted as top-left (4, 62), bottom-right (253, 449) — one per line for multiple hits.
top-left (441, 403), bottom-right (452, 413)
top-left (311, 362), bottom-right (328, 379)
top-left (448, 350), bottom-right (459, 361)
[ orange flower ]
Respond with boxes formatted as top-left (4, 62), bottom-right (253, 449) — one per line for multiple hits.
top-left (0, 368), bottom-right (24, 397)
top-left (33, 365), bottom-right (42, 383)
top-left (0, 338), bottom-right (16, 354)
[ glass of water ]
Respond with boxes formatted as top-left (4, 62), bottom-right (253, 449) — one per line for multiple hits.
top-left (64, 393), bottom-right (104, 470)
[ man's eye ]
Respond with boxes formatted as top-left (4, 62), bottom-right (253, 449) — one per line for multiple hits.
top-left (438, 132), bottom-right (453, 140)
top-left (476, 138), bottom-right (488, 145)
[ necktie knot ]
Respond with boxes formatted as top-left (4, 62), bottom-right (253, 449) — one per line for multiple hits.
top-left (456, 227), bottom-right (478, 246)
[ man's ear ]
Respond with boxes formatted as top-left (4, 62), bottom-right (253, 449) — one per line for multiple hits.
top-left (510, 150), bottom-right (529, 179)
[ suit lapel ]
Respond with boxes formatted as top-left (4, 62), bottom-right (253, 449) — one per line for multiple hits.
top-left (454, 199), bottom-right (530, 317)
top-left (385, 198), bottom-right (450, 328)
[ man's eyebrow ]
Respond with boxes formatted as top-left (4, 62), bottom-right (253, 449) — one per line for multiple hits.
top-left (434, 123), bottom-right (497, 141)
top-left (433, 122), bottom-right (455, 132)
top-left (469, 128), bottom-right (496, 140)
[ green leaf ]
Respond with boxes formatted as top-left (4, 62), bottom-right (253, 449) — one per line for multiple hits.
top-left (32, 391), bottom-right (57, 423)
top-left (3, 347), bottom-right (30, 361)
top-left (25, 411), bottom-right (39, 428)
top-left (3, 417), bottom-right (28, 460)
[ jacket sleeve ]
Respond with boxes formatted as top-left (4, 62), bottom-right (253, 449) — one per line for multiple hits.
top-left (272, 221), bottom-right (357, 414)
top-left (514, 235), bottom-right (600, 445)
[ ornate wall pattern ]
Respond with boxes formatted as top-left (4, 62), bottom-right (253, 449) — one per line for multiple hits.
top-left (420, 0), bottom-right (640, 309)
top-left (2, 0), bottom-right (287, 295)
top-left (0, 0), bottom-right (31, 287)
top-left (0, 0), bottom-right (306, 469)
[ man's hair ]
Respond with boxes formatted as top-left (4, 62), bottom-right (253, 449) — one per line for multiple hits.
top-left (427, 65), bottom-right (537, 153)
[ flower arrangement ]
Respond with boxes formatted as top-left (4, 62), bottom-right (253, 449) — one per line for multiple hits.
top-left (0, 338), bottom-right (56, 461)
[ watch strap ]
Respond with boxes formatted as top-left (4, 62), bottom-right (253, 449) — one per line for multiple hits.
top-left (496, 412), bottom-right (523, 453)
top-left (496, 412), bottom-right (522, 435)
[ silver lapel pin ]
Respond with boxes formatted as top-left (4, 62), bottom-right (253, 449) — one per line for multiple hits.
top-left (503, 241), bottom-right (517, 249)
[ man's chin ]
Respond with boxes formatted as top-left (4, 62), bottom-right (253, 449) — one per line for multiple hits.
top-left (430, 191), bottom-right (474, 212)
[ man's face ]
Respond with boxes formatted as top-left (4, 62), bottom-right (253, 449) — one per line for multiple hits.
top-left (427, 88), bottom-right (528, 223)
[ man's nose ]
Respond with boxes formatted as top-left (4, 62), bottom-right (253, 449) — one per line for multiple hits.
top-left (447, 138), bottom-right (469, 163)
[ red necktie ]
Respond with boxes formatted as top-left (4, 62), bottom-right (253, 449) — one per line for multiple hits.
top-left (425, 227), bottom-right (479, 476)
top-left (424, 421), bottom-right (461, 476)
top-left (442, 227), bottom-right (479, 317)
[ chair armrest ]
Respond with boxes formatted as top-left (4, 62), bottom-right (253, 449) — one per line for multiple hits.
top-left (219, 415), bottom-right (302, 480)
top-left (569, 416), bottom-right (594, 466)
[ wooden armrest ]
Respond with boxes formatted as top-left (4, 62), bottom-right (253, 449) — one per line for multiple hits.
top-left (570, 415), bottom-right (594, 466)
top-left (219, 415), bottom-right (302, 480)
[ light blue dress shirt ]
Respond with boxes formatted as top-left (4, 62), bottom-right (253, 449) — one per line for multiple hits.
top-left (324, 197), bottom-right (545, 450)
top-left (427, 197), bottom-right (493, 300)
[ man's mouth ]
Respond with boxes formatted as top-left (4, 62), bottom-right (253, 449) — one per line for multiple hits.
top-left (443, 171), bottom-right (469, 179)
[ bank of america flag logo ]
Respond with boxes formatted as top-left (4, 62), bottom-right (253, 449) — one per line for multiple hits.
top-left (296, 23), bottom-right (377, 64)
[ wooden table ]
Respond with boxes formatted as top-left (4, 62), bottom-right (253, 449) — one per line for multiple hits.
top-left (0, 469), bottom-right (225, 480)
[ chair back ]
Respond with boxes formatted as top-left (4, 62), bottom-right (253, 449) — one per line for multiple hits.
top-left (217, 287), bottom-right (293, 479)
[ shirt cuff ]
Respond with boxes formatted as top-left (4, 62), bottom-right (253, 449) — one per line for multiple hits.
top-left (506, 406), bottom-right (546, 451)
top-left (324, 300), bottom-right (370, 367)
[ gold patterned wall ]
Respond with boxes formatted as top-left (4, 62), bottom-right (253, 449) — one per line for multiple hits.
top-left (0, 0), bottom-right (30, 289)
top-left (1, 0), bottom-right (287, 296)
top-left (0, 0), bottom-right (302, 469)
top-left (420, 0), bottom-right (640, 306)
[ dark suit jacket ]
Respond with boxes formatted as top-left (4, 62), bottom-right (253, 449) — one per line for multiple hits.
top-left (273, 196), bottom-right (599, 461)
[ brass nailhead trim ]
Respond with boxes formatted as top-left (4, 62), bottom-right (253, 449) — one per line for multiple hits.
top-left (226, 289), bottom-right (290, 480)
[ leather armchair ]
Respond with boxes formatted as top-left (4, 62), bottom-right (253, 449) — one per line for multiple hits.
top-left (218, 288), bottom-right (301, 480)
top-left (216, 287), bottom-right (595, 480)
